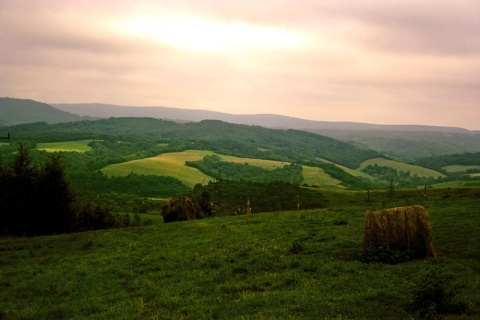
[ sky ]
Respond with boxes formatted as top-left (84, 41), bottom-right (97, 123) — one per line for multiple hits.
top-left (1, 0), bottom-right (479, 130)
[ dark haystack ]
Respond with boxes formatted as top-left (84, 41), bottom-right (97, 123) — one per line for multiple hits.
top-left (363, 205), bottom-right (435, 260)
top-left (161, 197), bottom-right (197, 223)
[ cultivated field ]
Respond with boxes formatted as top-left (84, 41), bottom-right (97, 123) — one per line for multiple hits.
top-left (1, 187), bottom-right (479, 319)
top-left (36, 140), bottom-right (93, 153)
top-left (101, 150), bottom-right (346, 188)
top-left (359, 158), bottom-right (446, 178)
top-left (101, 150), bottom-right (216, 187)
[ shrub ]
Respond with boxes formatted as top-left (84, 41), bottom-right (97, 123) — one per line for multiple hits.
top-left (408, 262), bottom-right (466, 319)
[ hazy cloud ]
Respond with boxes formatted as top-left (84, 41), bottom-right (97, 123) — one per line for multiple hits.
top-left (1, 0), bottom-right (479, 129)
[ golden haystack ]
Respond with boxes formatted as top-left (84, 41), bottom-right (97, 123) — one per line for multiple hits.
top-left (363, 205), bottom-right (435, 259)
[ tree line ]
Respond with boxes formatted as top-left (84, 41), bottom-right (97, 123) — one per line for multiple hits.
top-left (186, 154), bottom-right (304, 185)
top-left (0, 143), bottom-right (153, 237)
top-left (6, 117), bottom-right (385, 168)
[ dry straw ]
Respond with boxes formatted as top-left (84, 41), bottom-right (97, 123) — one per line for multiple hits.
top-left (363, 205), bottom-right (435, 259)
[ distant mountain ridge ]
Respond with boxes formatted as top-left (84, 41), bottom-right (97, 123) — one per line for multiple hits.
top-left (2, 98), bottom-right (480, 161)
top-left (51, 102), bottom-right (480, 160)
top-left (52, 102), bottom-right (472, 133)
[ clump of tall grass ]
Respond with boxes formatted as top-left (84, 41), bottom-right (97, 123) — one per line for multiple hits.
top-left (408, 261), bottom-right (466, 319)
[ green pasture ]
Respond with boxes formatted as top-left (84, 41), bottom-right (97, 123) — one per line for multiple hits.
top-left (101, 150), bottom-right (216, 188)
top-left (0, 187), bottom-right (479, 319)
top-left (36, 140), bottom-right (92, 153)
top-left (431, 180), bottom-right (480, 188)
top-left (317, 157), bottom-right (373, 180)
top-left (215, 154), bottom-right (290, 169)
top-left (443, 164), bottom-right (480, 173)
top-left (101, 149), bottom-right (345, 188)
top-left (220, 154), bottom-right (344, 188)
top-left (301, 166), bottom-right (344, 189)
top-left (359, 158), bottom-right (446, 178)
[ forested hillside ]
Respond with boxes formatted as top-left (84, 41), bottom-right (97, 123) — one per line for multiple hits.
top-left (414, 152), bottom-right (480, 173)
top-left (186, 154), bottom-right (304, 185)
top-left (1, 113), bottom-right (479, 237)
top-left (4, 98), bottom-right (479, 162)
top-left (6, 117), bottom-right (384, 169)
top-left (312, 129), bottom-right (480, 161)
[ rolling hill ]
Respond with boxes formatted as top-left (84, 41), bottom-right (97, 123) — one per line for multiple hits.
top-left (0, 97), bottom-right (84, 125)
top-left (48, 102), bottom-right (480, 160)
top-left (2, 97), bottom-right (479, 190)
top-left (3, 98), bottom-right (480, 161)
top-left (52, 102), bottom-right (472, 133)
top-left (100, 150), bottom-right (346, 189)
top-left (7, 117), bottom-right (384, 169)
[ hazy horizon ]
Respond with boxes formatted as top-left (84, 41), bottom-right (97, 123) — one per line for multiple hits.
top-left (1, 1), bottom-right (479, 130)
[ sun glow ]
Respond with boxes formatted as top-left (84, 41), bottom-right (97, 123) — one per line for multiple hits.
top-left (113, 13), bottom-right (309, 53)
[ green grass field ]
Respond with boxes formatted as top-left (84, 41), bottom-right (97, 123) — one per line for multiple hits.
top-left (359, 158), bottom-right (446, 178)
top-left (444, 165), bottom-right (480, 173)
top-left (101, 150), bottom-right (216, 188)
top-left (36, 140), bottom-right (93, 153)
top-left (431, 180), bottom-right (480, 188)
top-left (301, 166), bottom-right (344, 189)
top-left (101, 150), bottom-right (345, 189)
top-left (1, 187), bottom-right (479, 319)
top-left (317, 157), bottom-right (374, 180)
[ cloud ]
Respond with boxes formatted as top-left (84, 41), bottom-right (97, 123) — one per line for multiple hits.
top-left (0, 0), bottom-right (479, 129)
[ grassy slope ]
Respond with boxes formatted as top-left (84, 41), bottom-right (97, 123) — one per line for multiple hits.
top-left (36, 141), bottom-right (93, 153)
top-left (101, 150), bottom-right (215, 187)
top-left (301, 166), bottom-right (344, 189)
top-left (1, 188), bottom-right (479, 319)
top-left (443, 165), bottom-right (480, 173)
top-left (101, 150), bottom-right (345, 189)
top-left (359, 158), bottom-right (446, 178)
top-left (317, 157), bottom-right (374, 180)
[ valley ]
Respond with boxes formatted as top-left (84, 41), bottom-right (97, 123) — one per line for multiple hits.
top-left (1, 98), bottom-right (480, 319)
top-left (100, 149), bottom-right (345, 189)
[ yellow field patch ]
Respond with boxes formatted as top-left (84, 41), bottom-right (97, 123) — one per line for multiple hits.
top-left (218, 155), bottom-right (289, 170)
top-left (316, 157), bottom-right (374, 180)
top-left (36, 141), bottom-right (92, 153)
top-left (359, 158), bottom-right (446, 178)
top-left (101, 149), bottom-right (346, 188)
top-left (302, 166), bottom-right (345, 189)
top-left (443, 165), bottom-right (480, 173)
top-left (101, 150), bottom-right (216, 187)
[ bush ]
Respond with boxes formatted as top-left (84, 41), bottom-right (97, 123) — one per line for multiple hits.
top-left (408, 262), bottom-right (466, 319)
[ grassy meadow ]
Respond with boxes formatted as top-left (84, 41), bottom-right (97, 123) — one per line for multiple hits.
top-left (443, 165), bottom-right (480, 179)
top-left (301, 166), bottom-right (344, 189)
top-left (358, 158), bottom-right (446, 178)
top-left (101, 150), bottom-right (216, 187)
top-left (101, 150), bottom-right (346, 189)
top-left (317, 157), bottom-right (373, 181)
top-left (36, 140), bottom-right (93, 153)
top-left (443, 165), bottom-right (479, 173)
top-left (1, 187), bottom-right (479, 319)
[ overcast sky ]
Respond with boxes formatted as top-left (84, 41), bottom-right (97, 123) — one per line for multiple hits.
top-left (1, 1), bottom-right (479, 130)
